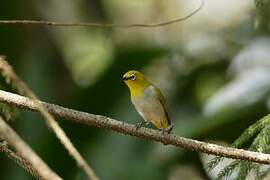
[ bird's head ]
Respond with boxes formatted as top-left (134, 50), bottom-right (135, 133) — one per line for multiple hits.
top-left (122, 70), bottom-right (150, 95)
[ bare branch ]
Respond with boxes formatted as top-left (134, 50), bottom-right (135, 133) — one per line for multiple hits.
top-left (0, 0), bottom-right (204, 28)
top-left (0, 116), bottom-right (62, 180)
top-left (0, 57), bottom-right (98, 180)
top-left (0, 142), bottom-right (42, 179)
top-left (0, 90), bottom-right (270, 165)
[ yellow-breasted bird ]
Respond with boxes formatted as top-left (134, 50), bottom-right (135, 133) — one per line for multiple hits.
top-left (122, 70), bottom-right (174, 133)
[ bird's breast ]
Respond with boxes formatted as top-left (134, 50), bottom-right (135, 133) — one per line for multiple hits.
top-left (131, 86), bottom-right (167, 127)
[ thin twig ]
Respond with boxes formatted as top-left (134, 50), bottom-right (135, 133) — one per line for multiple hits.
top-left (0, 57), bottom-right (98, 180)
top-left (0, 116), bottom-right (62, 180)
top-left (0, 0), bottom-right (204, 28)
top-left (0, 90), bottom-right (270, 165)
top-left (0, 142), bottom-right (42, 179)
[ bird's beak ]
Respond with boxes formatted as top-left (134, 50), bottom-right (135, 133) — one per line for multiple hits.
top-left (122, 76), bottom-right (128, 81)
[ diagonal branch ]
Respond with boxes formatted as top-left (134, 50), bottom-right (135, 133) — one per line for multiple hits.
top-left (0, 142), bottom-right (42, 179)
top-left (0, 116), bottom-right (62, 180)
top-left (0, 0), bottom-right (204, 28)
top-left (0, 90), bottom-right (270, 165)
top-left (0, 57), bottom-right (98, 180)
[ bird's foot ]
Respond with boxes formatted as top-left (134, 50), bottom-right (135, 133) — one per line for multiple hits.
top-left (135, 121), bottom-right (149, 130)
top-left (161, 124), bottom-right (174, 134)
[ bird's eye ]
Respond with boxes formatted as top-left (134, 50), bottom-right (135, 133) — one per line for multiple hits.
top-left (130, 74), bottom-right (136, 81)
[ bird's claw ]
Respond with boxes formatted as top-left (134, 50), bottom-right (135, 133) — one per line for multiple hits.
top-left (161, 124), bottom-right (174, 134)
top-left (135, 121), bottom-right (149, 130)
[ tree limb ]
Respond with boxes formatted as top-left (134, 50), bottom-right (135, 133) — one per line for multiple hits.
top-left (0, 116), bottom-right (62, 180)
top-left (0, 90), bottom-right (270, 165)
top-left (0, 0), bottom-right (204, 28)
top-left (0, 142), bottom-right (42, 179)
top-left (0, 57), bottom-right (98, 180)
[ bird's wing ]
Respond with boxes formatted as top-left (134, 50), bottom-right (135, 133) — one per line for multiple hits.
top-left (155, 87), bottom-right (171, 125)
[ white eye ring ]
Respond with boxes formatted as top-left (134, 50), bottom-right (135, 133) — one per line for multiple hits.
top-left (130, 74), bottom-right (136, 81)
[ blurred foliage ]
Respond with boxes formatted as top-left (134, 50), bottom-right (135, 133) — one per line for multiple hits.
top-left (255, 0), bottom-right (270, 32)
top-left (208, 115), bottom-right (270, 180)
top-left (0, 0), bottom-right (270, 180)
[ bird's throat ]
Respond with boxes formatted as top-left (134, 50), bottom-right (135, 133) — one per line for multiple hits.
top-left (128, 82), bottom-right (150, 97)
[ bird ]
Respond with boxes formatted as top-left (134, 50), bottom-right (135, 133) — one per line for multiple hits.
top-left (122, 70), bottom-right (174, 133)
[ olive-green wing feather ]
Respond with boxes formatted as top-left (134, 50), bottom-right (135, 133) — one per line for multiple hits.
top-left (156, 88), bottom-right (171, 125)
